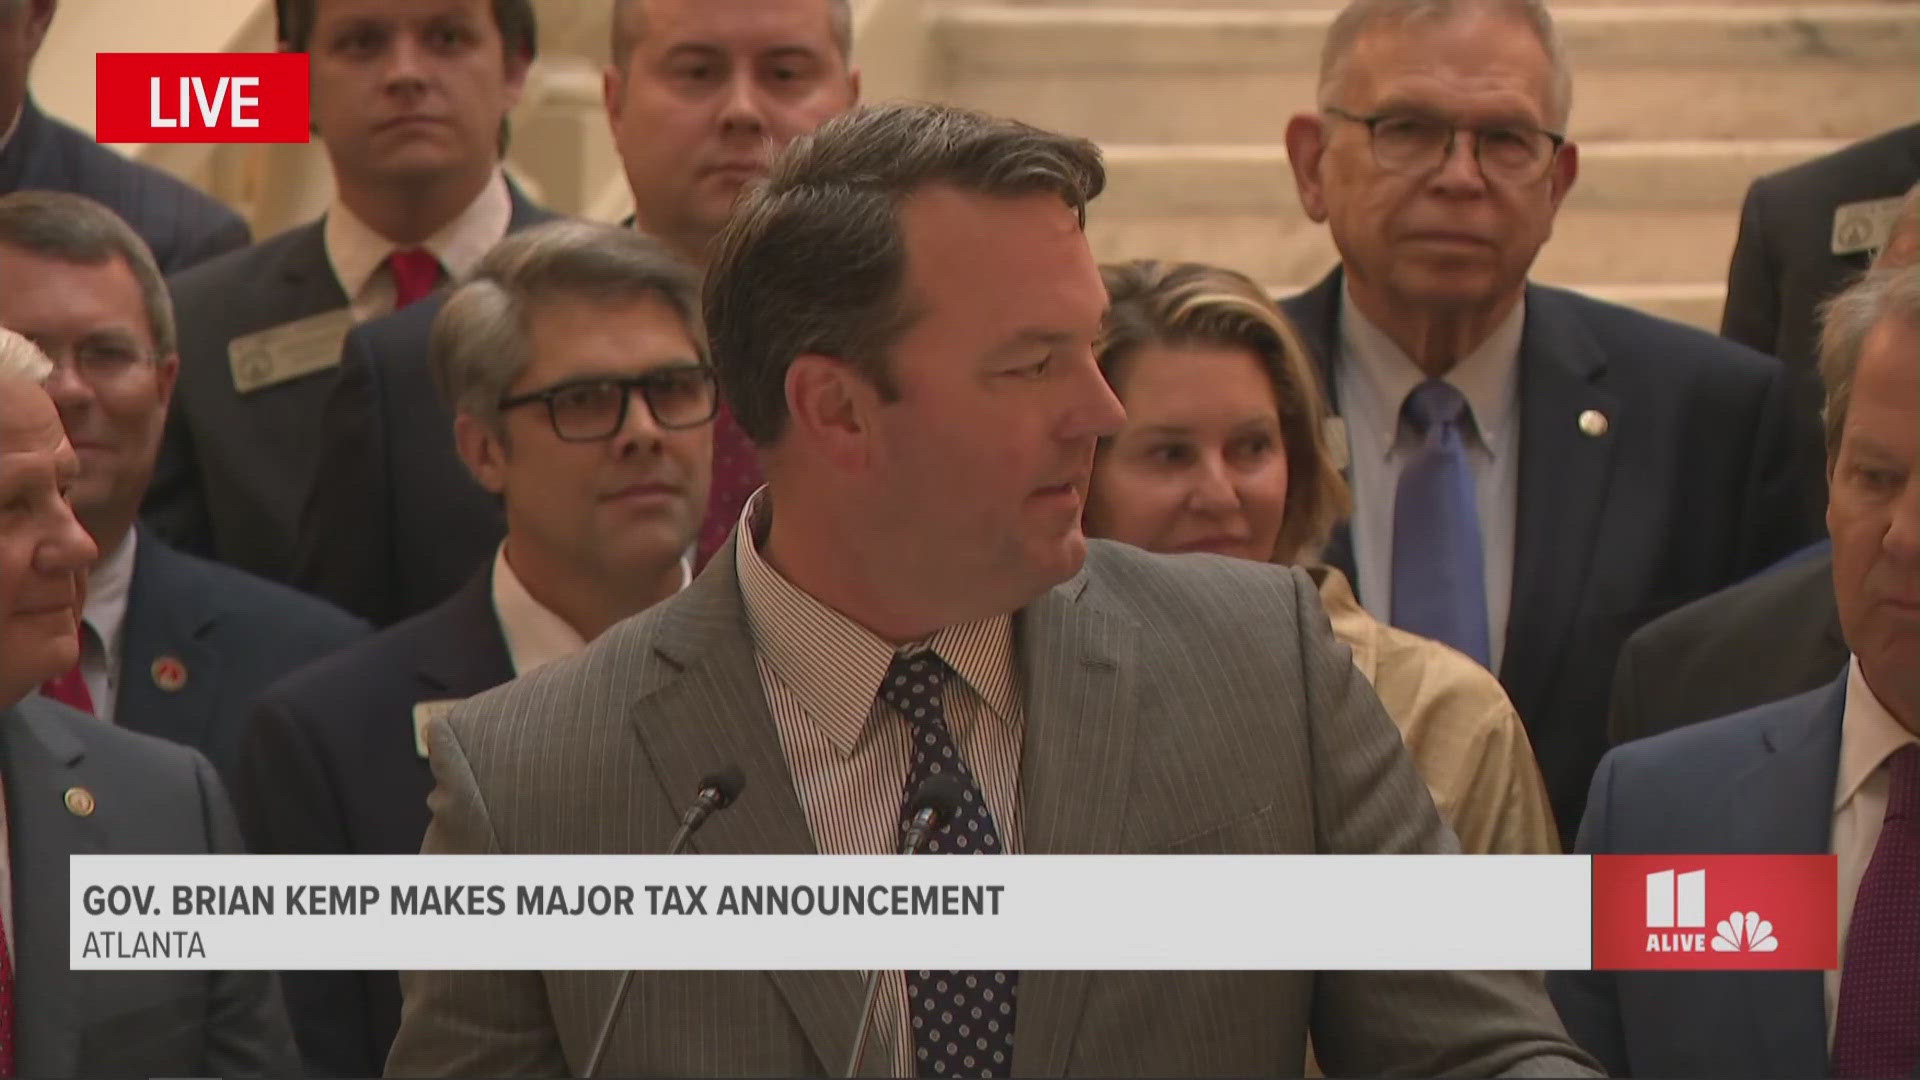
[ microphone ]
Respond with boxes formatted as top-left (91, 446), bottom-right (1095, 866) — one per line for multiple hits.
top-left (843, 773), bottom-right (967, 1078)
top-left (583, 767), bottom-right (746, 1078)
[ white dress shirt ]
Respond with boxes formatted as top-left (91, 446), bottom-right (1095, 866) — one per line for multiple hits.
top-left (323, 169), bottom-right (511, 324)
top-left (489, 544), bottom-right (691, 677)
top-left (79, 528), bottom-right (138, 724)
top-left (0, 104), bottom-right (20, 155)
top-left (1335, 283), bottom-right (1523, 673)
top-left (1825, 655), bottom-right (1920, 1043)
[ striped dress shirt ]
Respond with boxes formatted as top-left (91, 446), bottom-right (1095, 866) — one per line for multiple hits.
top-left (734, 490), bottom-right (1025, 1076)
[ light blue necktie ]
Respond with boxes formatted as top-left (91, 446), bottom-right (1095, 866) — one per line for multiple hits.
top-left (1390, 379), bottom-right (1491, 667)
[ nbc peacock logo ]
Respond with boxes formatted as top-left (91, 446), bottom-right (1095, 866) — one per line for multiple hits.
top-left (1710, 911), bottom-right (1779, 953)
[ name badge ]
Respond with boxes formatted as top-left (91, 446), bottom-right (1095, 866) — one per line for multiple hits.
top-left (227, 308), bottom-right (354, 394)
top-left (411, 698), bottom-right (464, 759)
top-left (1831, 196), bottom-right (1905, 257)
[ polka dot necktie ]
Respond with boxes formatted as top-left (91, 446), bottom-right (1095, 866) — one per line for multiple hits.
top-left (1830, 743), bottom-right (1918, 1078)
top-left (880, 651), bottom-right (1018, 1079)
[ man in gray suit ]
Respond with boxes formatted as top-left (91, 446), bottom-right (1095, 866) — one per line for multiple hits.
top-left (388, 103), bottom-right (1597, 1078)
top-left (0, 330), bottom-right (298, 1077)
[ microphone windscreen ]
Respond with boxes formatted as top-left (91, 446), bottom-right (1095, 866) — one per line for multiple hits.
top-left (906, 772), bottom-right (966, 823)
top-left (700, 765), bottom-right (747, 809)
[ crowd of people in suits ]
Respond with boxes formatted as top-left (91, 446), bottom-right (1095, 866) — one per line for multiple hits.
top-left (0, 0), bottom-right (1913, 1076)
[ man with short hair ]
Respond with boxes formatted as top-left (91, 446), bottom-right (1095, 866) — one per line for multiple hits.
top-left (0, 190), bottom-right (365, 789)
top-left (145, 0), bottom-right (554, 585)
top-left (0, 329), bottom-right (300, 1077)
top-left (0, 0), bottom-right (249, 272)
top-left (387, 101), bottom-right (1597, 1079)
top-left (1281, 0), bottom-right (1820, 844)
top-left (240, 219), bottom-right (712, 1077)
top-left (296, 0), bottom-right (860, 625)
top-left (1550, 265), bottom-right (1920, 1080)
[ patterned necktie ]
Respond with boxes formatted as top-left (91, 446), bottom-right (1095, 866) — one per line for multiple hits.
top-left (388, 248), bottom-right (443, 309)
top-left (880, 651), bottom-right (1018, 1079)
top-left (1832, 743), bottom-right (1919, 1078)
top-left (1390, 379), bottom-right (1491, 667)
top-left (695, 402), bottom-right (764, 570)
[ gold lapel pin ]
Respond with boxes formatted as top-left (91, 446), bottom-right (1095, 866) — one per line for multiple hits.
top-left (1578, 409), bottom-right (1609, 438)
top-left (151, 655), bottom-right (188, 692)
top-left (65, 786), bottom-right (96, 817)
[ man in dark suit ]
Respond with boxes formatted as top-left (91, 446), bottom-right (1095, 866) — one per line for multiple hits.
top-left (0, 1), bottom-right (249, 273)
top-left (0, 191), bottom-right (366, 791)
top-left (1550, 264), bottom-right (1919, 1079)
top-left (0, 335), bottom-right (299, 1077)
top-left (1280, 0), bottom-right (1820, 845)
top-left (240, 220), bottom-right (712, 1077)
top-left (387, 102), bottom-right (1597, 1079)
top-left (145, 0), bottom-right (544, 585)
top-left (295, 0), bottom-right (861, 626)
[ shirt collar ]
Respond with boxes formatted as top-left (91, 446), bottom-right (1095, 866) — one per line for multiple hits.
top-left (1835, 654), bottom-right (1920, 811)
top-left (83, 528), bottom-right (138, 663)
top-left (733, 488), bottom-right (1019, 759)
top-left (0, 104), bottom-right (21, 156)
top-left (489, 543), bottom-right (691, 677)
top-left (323, 169), bottom-right (512, 309)
top-left (1338, 281), bottom-right (1524, 459)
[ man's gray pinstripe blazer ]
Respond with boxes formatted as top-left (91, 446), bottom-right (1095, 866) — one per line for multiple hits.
top-left (385, 538), bottom-right (1598, 1078)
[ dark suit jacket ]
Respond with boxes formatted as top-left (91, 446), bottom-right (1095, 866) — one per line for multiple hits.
top-left (387, 539), bottom-right (1598, 1077)
top-left (1609, 543), bottom-right (1845, 747)
top-left (115, 526), bottom-right (368, 791)
top-left (1, 693), bottom-right (300, 1077)
top-left (237, 570), bottom-right (513, 1077)
top-left (0, 97), bottom-right (249, 274)
top-left (1548, 676), bottom-right (1844, 1078)
top-left (1283, 268), bottom-right (1822, 846)
top-left (145, 184), bottom-right (550, 585)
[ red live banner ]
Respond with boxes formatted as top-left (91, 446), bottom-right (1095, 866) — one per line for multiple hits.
top-left (1591, 855), bottom-right (1837, 971)
top-left (96, 53), bottom-right (309, 143)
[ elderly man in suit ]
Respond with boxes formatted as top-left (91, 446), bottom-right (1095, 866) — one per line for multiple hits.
top-left (385, 102), bottom-right (1598, 1079)
top-left (0, 191), bottom-right (366, 790)
top-left (296, 0), bottom-right (860, 627)
top-left (0, 329), bottom-right (298, 1077)
top-left (1279, 0), bottom-right (1821, 845)
top-left (1550, 265), bottom-right (1920, 1079)
top-left (145, 0), bottom-right (551, 586)
top-left (0, 0), bottom-right (249, 272)
top-left (239, 220), bottom-right (712, 1078)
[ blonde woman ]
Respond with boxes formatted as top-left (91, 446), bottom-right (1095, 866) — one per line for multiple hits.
top-left (1085, 259), bottom-right (1557, 854)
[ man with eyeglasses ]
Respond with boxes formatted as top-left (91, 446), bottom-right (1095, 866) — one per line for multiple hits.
top-left (1280, 0), bottom-right (1821, 847)
top-left (0, 191), bottom-right (367, 791)
top-left (237, 220), bottom-right (712, 1077)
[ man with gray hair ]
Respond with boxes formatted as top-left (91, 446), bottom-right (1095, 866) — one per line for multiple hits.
top-left (389, 101), bottom-right (1597, 1078)
top-left (1551, 264), bottom-right (1920, 1079)
top-left (0, 328), bottom-right (300, 1076)
top-left (0, 190), bottom-right (366, 789)
top-left (240, 219), bottom-right (712, 1077)
top-left (1280, 0), bottom-right (1822, 846)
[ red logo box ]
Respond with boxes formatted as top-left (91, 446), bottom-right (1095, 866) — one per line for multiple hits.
top-left (96, 53), bottom-right (309, 143)
top-left (1592, 854), bottom-right (1837, 971)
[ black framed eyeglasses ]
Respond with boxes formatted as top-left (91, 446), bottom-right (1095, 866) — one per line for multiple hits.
top-left (1323, 107), bottom-right (1566, 183)
top-left (497, 365), bottom-right (719, 442)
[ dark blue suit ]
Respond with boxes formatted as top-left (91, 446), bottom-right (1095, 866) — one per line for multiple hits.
top-left (0, 98), bottom-right (248, 273)
top-left (1549, 675), bottom-right (1846, 1078)
top-left (237, 571), bottom-right (514, 1076)
top-left (1283, 268), bottom-right (1824, 845)
top-left (116, 527), bottom-right (369, 790)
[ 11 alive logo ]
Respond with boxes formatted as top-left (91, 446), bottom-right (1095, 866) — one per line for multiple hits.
top-left (95, 53), bottom-right (309, 143)
top-left (1590, 855), bottom-right (1838, 971)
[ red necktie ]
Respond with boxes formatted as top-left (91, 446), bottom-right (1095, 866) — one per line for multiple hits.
top-left (1, 909), bottom-right (13, 1077)
top-left (1831, 743), bottom-right (1919, 1078)
top-left (388, 248), bottom-right (443, 308)
top-left (40, 660), bottom-right (94, 716)
top-left (695, 402), bottom-right (763, 570)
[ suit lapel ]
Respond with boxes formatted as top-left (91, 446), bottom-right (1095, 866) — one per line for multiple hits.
top-left (622, 542), bottom-right (861, 1073)
top-left (503, 180), bottom-right (560, 232)
top-left (1009, 564), bottom-right (1140, 1078)
top-left (114, 531), bottom-right (223, 752)
top-left (272, 219), bottom-right (348, 309)
top-left (412, 571), bottom-right (516, 698)
top-left (2, 699), bottom-right (102, 1078)
top-left (1500, 287), bottom-right (1620, 718)
top-left (1282, 267), bottom-right (1361, 592)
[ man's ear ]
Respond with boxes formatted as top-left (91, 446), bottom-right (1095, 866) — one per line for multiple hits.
top-left (1546, 139), bottom-right (1579, 211)
top-left (453, 412), bottom-right (509, 495)
top-left (1284, 113), bottom-right (1332, 224)
top-left (23, 0), bottom-right (57, 61)
top-left (784, 353), bottom-right (876, 472)
top-left (152, 353), bottom-right (179, 415)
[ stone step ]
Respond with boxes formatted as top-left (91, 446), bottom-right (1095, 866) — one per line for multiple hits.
top-left (1085, 205), bottom-right (1741, 288)
top-left (1097, 138), bottom-right (1846, 217)
top-left (932, 4), bottom-right (1920, 141)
